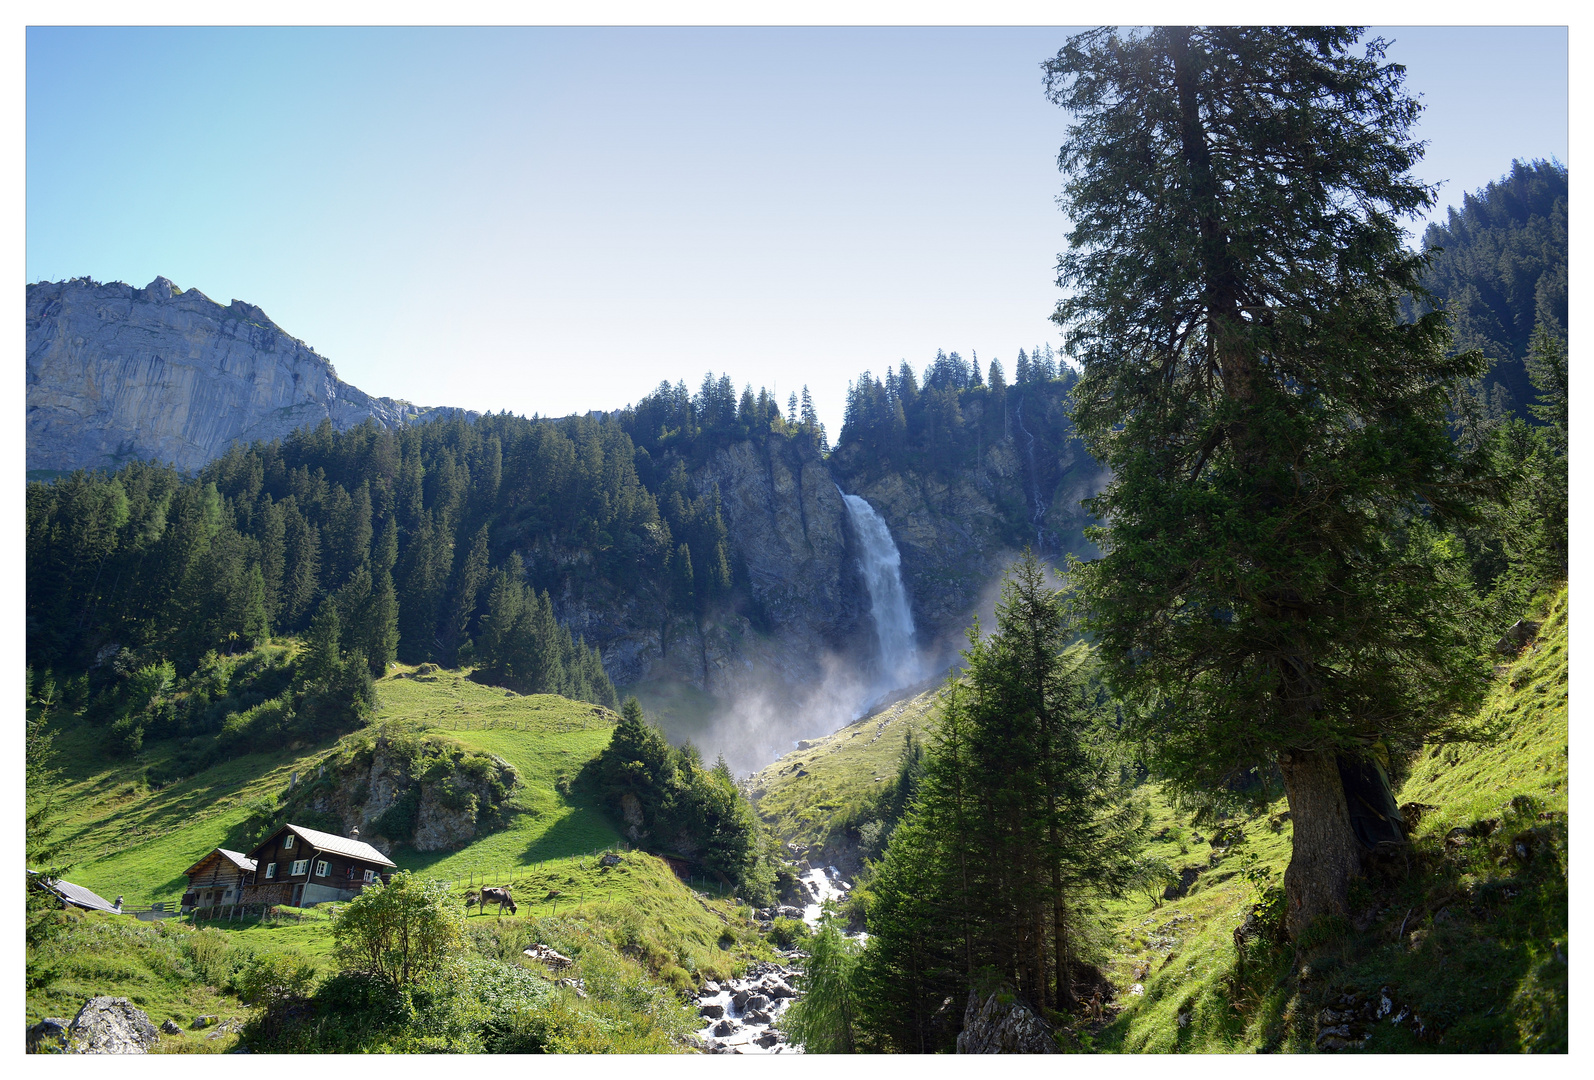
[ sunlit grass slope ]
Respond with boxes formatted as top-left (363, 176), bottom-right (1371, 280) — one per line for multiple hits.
top-left (750, 590), bottom-right (1567, 1054)
top-left (1097, 586), bottom-right (1568, 1054)
top-left (49, 664), bottom-right (621, 902)
top-left (749, 684), bottom-right (941, 851)
top-left (33, 661), bottom-right (774, 1047)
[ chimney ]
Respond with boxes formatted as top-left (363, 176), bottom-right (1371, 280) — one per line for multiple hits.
top-left (351, 827), bottom-right (359, 840)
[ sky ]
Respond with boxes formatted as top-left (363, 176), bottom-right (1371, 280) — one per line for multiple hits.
top-left (25, 24), bottom-right (1570, 434)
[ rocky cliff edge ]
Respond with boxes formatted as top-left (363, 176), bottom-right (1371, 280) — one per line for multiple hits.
top-left (26, 276), bottom-right (464, 474)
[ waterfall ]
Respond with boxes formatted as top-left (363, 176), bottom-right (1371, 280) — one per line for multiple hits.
top-left (839, 490), bottom-right (922, 691)
top-left (1014, 394), bottom-right (1049, 553)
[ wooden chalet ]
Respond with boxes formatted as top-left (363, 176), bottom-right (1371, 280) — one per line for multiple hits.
top-left (181, 848), bottom-right (257, 912)
top-left (238, 823), bottom-right (397, 907)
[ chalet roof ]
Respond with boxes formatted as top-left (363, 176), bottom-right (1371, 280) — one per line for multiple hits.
top-left (256, 823), bottom-right (396, 868)
top-left (33, 874), bottom-right (120, 913)
top-left (184, 848), bottom-right (259, 877)
top-left (217, 848), bottom-right (258, 872)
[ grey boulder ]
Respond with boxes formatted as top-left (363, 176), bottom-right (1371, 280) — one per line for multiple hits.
top-left (65, 997), bottom-right (160, 1054)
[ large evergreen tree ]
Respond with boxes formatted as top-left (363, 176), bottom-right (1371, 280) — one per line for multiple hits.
top-left (855, 553), bottom-right (1142, 1046)
top-left (1045, 26), bottom-right (1491, 937)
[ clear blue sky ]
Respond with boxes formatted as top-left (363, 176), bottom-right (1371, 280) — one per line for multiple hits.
top-left (26, 25), bottom-right (1569, 432)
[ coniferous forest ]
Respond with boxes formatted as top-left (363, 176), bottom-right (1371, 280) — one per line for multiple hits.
top-left (25, 24), bottom-right (1568, 1056)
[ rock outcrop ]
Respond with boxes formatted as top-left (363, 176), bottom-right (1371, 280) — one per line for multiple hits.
top-left (955, 988), bottom-right (1057, 1054)
top-left (286, 729), bottom-right (519, 853)
top-left (63, 997), bottom-right (160, 1054)
top-left (26, 276), bottom-right (463, 474)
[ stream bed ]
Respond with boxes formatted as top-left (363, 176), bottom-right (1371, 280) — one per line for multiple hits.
top-left (692, 866), bottom-right (858, 1053)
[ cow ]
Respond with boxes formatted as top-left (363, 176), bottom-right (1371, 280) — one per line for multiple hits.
top-left (478, 886), bottom-right (516, 916)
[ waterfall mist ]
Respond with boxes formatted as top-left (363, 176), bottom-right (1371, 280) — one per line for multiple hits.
top-left (642, 490), bottom-right (933, 776)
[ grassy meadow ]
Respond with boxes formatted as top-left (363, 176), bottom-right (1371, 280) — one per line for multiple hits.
top-left (29, 663), bottom-right (775, 1047)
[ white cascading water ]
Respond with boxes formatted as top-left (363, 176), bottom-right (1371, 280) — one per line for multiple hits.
top-left (839, 490), bottom-right (922, 692)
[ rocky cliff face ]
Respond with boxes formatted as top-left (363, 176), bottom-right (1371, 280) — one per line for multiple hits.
top-left (554, 434), bottom-right (872, 696)
top-left (831, 390), bottom-right (1107, 666)
top-left (26, 276), bottom-right (459, 474)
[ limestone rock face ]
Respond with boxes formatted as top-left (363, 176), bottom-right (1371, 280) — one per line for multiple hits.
top-left (548, 433), bottom-right (872, 696)
top-left (696, 435), bottom-right (867, 646)
top-left (26, 276), bottom-right (463, 474)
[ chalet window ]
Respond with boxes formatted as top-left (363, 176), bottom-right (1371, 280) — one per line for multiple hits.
top-left (290, 859), bottom-right (309, 876)
top-left (264, 862), bottom-right (276, 879)
top-left (283, 835), bottom-right (295, 850)
top-left (347, 866), bottom-right (357, 880)
top-left (364, 869), bottom-right (376, 884)
top-left (315, 860), bottom-right (330, 877)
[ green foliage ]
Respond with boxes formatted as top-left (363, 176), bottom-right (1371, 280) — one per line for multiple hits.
top-left (1046, 26), bottom-right (1495, 933)
top-left (1416, 159), bottom-right (1567, 419)
top-left (235, 950), bottom-right (318, 1006)
top-left (781, 919), bottom-right (862, 1052)
top-left (473, 552), bottom-right (619, 708)
top-left (333, 871), bottom-right (467, 988)
top-left (579, 698), bottom-right (768, 897)
top-left (1451, 326), bottom-right (1568, 624)
top-left (855, 554), bottom-right (1146, 1048)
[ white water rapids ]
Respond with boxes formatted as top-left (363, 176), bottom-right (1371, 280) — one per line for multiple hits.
top-left (839, 491), bottom-right (922, 693)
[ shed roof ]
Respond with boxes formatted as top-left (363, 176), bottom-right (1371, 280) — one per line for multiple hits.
top-left (254, 823), bottom-right (396, 868)
top-left (34, 875), bottom-right (121, 913)
top-left (184, 848), bottom-right (259, 877)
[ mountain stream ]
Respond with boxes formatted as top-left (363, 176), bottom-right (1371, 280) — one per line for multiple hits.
top-left (692, 866), bottom-right (860, 1053)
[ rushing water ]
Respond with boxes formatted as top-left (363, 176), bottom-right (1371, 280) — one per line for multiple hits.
top-left (840, 491), bottom-right (922, 693)
top-left (690, 866), bottom-right (865, 1054)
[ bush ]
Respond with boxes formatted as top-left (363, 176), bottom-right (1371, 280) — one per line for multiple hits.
top-left (235, 951), bottom-right (318, 1007)
top-left (770, 917), bottom-right (808, 950)
top-left (183, 927), bottom-right (247, 987)
top-left (333, 871), bottom-right (465, 988)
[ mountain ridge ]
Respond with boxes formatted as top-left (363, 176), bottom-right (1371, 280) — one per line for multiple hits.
top-left (26, 276), bottom-right (470, 474)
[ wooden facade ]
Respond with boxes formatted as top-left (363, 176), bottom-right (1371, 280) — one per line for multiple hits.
top-left (236, 824), bottom-right (397, 908)
top-left (182, 849), bottom-right (256, 911)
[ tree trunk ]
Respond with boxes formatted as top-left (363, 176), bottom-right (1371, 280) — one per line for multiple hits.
top-left (1278, 748), bottom-right (1363, 939)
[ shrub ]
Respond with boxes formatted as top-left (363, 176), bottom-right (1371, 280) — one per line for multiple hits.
top-left (769, 917), bottom-right (808, 950)
top-left (333, 871), bottom-right (465, 988)
top-left (183, 927), bottom-right (246, 987)
top-left (235, 951), bottom-right (318, 1007)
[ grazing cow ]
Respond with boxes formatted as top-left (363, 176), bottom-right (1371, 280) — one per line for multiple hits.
top-left (479, 886), bottom-right (516, 916)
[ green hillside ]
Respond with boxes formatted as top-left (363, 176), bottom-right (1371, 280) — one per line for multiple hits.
top-left (49, 665), bottom-right (621, 902)
top-left (750, 684), bottom-right (940, 855)
top-left (1096, 587), bottom-right (1567, 1053)
top-left (755, 589), bottom-right (1569, 1053)
top-left (30, 663), bottom-right (775, 1048)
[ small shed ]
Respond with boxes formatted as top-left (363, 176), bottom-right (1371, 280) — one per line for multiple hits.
top-left (241, 823), bottom-right (397, 907)
top-left (30, 872), bottom-right (122, 913)
top-left (182, 848), bottom-right (258, 911)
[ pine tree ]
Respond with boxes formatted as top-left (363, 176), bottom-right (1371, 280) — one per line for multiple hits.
top-left (302, 598), bottom-right (342, 685)
top-left (782, 920), bottom-right (862, 1052)
top-left (1045, 25), bottom-right (1490, 936)
top-left (856, 554), bottom-right (1143, 1041)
